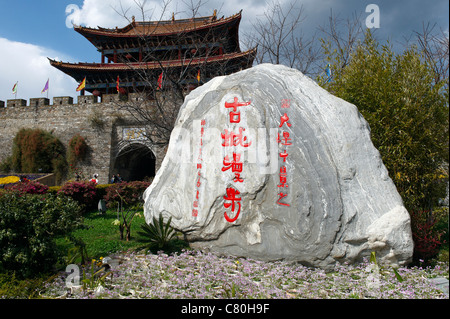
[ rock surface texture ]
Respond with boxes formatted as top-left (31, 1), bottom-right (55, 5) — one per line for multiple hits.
top-left (143, 64), bottom-right (414, 269)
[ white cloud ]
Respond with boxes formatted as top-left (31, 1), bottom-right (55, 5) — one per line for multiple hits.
top-left (0, 37), bottom-right (78, 104)
top-left (1, 0), bottom-right (270, 104)
top-left (62, 0), bottom-right (272, 54)
top-left (65, 0), bottom-right (177, 28)
top-left (64, 0), bottom-right (270, 29)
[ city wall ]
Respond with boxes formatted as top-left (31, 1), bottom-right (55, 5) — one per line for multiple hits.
top-left (0, 94), bottom-right (164, 184)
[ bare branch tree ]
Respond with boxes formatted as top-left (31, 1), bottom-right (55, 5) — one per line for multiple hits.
top-left (243, 0), bottom-right (321, 76)
top-left (110, 0), bottom-right (183, 146)
top-left (318, 9), bottom-right (364, 72)
top-left (110, 1), bottom-right (255, 146)
top-left (415, 22), bottom-right (449, 89)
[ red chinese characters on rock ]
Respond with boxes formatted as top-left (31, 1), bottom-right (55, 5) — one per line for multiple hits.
top-left (277, 131), bottom-right (292, 146)
top-left (281, 98), bottom-right (291, 109)
top-left (279, 149), bottom-right (289, 162)
top-left (222, 152), bottom-right (244, 183)
top-left (277, 99), bottom-right (292, 207)
top-left (192, 119), bottom-right (206, 217)
top-left (224, 97), bottom-right (251, 123)
top-left (277, 192), bottom-right (289, 207)
top-left (279, 113), bottom-right (292, 128)
top-left (278, 166), bottom-right (288, 188)
top-left (223, 187), bottom-right (242, 222)
top-left (221, 128), bottom-right (252, 147)
top-left (221, 97), bottom-right (251, 222)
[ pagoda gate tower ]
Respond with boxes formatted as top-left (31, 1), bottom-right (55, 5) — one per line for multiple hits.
top-left (49, 10), bottom-right (256, 96)
top-left (36, 10), bottom-right (256, 183)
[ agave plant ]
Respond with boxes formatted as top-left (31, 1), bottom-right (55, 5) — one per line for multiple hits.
top-left (137, 213), bottom-right (177, 251)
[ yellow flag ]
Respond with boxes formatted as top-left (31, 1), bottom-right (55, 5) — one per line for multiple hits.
top-left (76, 77), bottom-right (86, 91)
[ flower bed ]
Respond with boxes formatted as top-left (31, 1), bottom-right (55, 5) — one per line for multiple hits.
top-left (42, 250), bottom-right (448, 299)
top-left (0, 175), bottom-right (20, 185)
top-left (0, 174), bottom-right (51, 187)
top-left (4, 179), bottom-right (49, 194)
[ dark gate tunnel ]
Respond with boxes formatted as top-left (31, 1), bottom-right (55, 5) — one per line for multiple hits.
top-left (113, 143), bottom-right (156, 181)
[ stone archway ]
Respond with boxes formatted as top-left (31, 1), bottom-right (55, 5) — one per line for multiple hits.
top-left (113, 143), bottom-right (156, 182)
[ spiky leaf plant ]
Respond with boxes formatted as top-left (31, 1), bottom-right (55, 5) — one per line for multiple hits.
top-left (137, 213), bottom-right (177, 251)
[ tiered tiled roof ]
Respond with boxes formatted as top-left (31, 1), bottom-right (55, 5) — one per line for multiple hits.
top-left (50, 10), bottom-right (255, 94)
top-left (74, 11), bottom-right (241, 38)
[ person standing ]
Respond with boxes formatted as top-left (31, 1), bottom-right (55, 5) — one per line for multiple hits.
top-left (90, 173), bottom-right (98, 184)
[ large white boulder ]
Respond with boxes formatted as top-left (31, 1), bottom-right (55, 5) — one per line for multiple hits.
top-left (143, 64), bottom-right (414, 269)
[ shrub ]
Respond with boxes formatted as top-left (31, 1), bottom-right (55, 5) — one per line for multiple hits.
top-left (433, 207), bottom-right (449, 247)
top-left (58, 180), bottom-right (97, 213)
top-left (0, 193), bottom-right (82, 278)
top-left (104, 181), bottom-right (151, 209)
top-left (11, 129), bottom-right (68, 183)
top-left (95, 184), bottom-right (113, 201)
top-left (0, 272), bottom-right (48, 298)
top-left (410, 209), bottom-right (447, 261)
top-left (48, 185), bottom-right (62, 195)
top-left (5, 180), bottom-right (49, 195)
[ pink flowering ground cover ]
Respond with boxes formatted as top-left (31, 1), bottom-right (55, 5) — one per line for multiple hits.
top-left (2, 179), bottom-right (49, 194)
top-left (42, 250), bottom-right (448, 299)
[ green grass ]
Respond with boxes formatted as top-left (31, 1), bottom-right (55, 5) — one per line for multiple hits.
top-left (1, 208), bottom-right (188, 298)
top-left (56, 208), bottom-right (148, 261)
top-left (56, 208), bottom-right (189, 263)
top-left (0, 272), bottom-right (51, 298)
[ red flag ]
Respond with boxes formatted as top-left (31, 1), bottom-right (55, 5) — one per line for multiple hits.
top-left (157, 71), bottom-right (163, 89)
top-left (116, 76), bottom-right (120, 93)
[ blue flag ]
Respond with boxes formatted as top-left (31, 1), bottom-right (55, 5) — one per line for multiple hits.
top-left (325, 64), bottom-right (332, 83)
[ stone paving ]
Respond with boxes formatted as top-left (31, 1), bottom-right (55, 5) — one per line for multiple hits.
top-left (429, 277), bottom-right (449, 297)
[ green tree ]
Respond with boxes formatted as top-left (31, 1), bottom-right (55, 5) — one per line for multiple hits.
top-left (319, 30), bottom-right (449, 211)
top-left (0, 193), bottom-right (82, 277)
top-left (11, 128), bottom-right (68, 182)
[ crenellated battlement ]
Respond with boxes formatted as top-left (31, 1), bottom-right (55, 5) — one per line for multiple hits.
top-left (0, 93), bottom-right (147, 109)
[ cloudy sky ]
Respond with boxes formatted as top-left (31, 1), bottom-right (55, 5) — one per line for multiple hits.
top-left (0, 0), bottom-right (448, 103)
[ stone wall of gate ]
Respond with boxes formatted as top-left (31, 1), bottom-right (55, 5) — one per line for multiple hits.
top-left (0, 94), bottom-right (164, 184)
